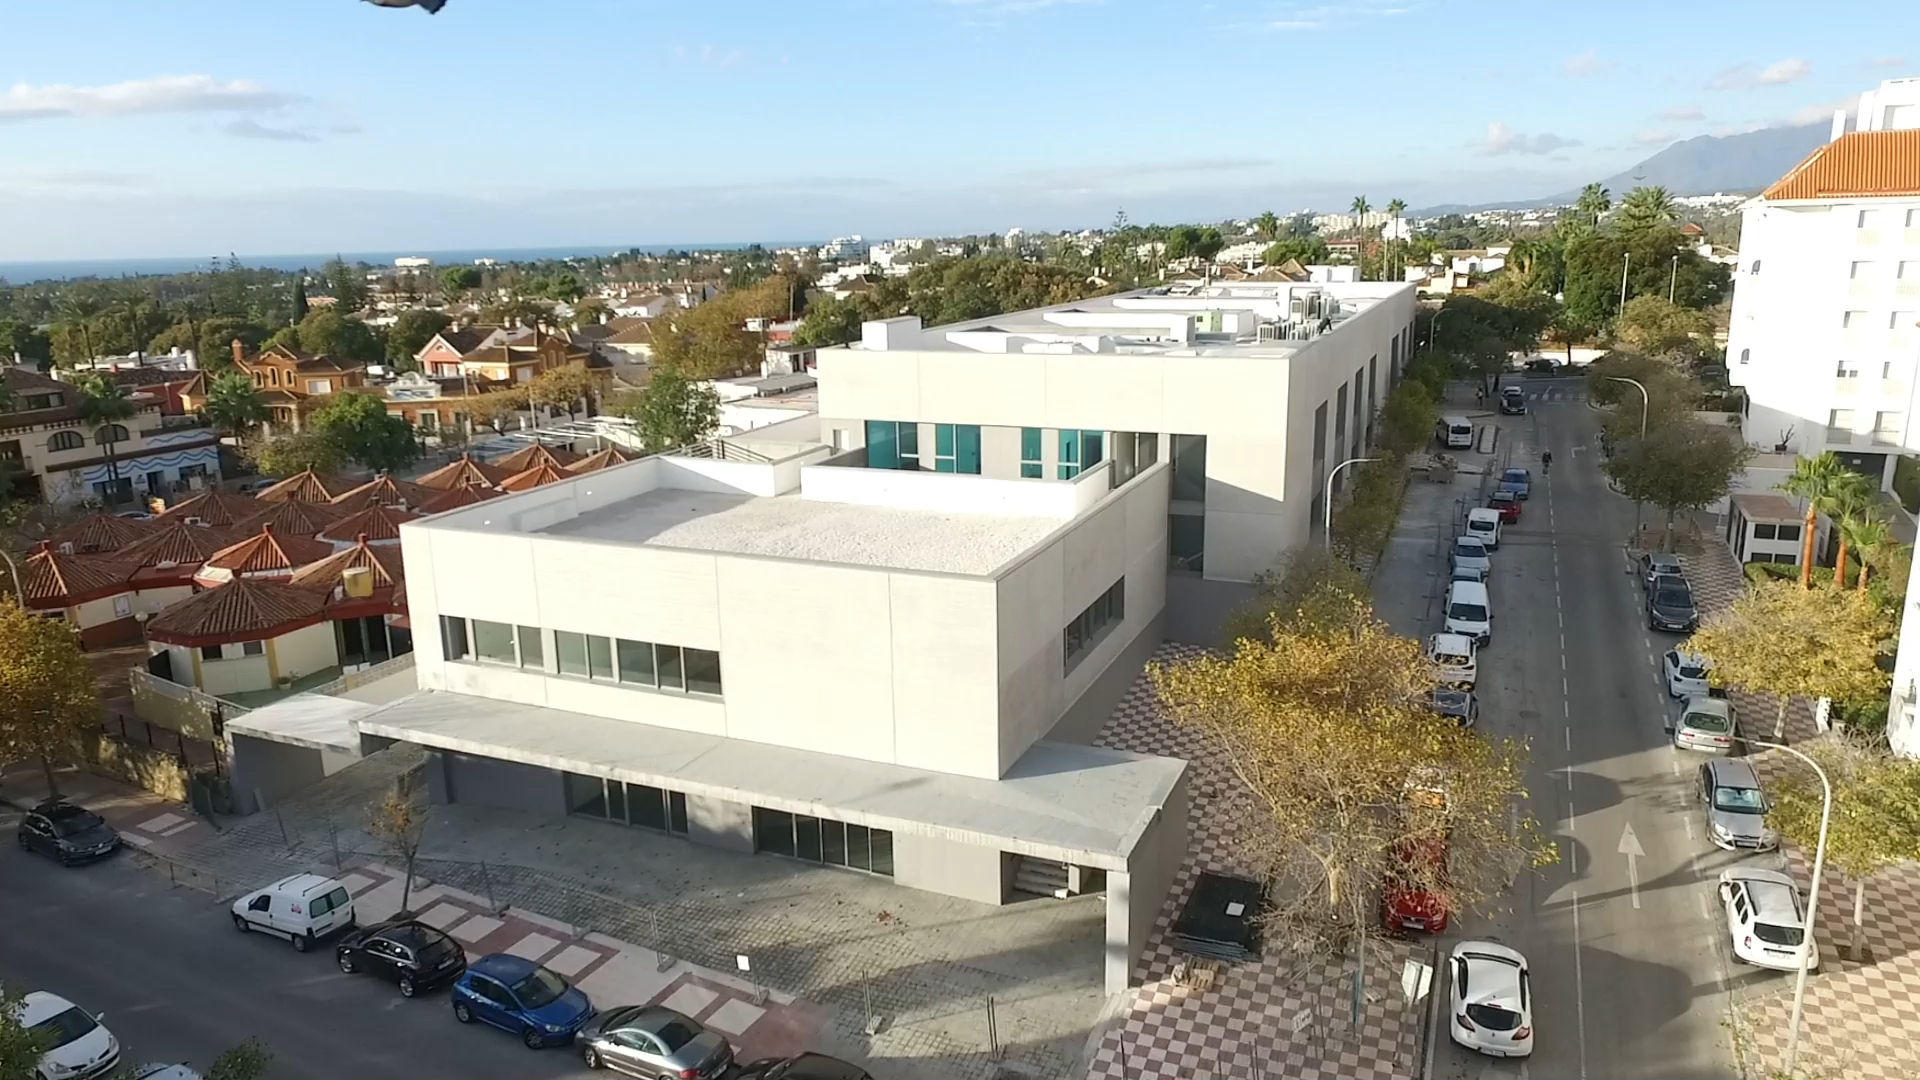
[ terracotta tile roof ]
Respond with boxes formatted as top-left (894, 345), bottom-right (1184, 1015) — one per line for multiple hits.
top-left (291, 538), bottom-right (405, 592)
top-left (603, 317), bottom-right (657, 346)
top-left (156, 491), bottom-right (264, 528)
top-left (416, 485), bottom-right (502, 514)
top-left (1761, 130), bottom-right (1920, 201)
top-left (255, 469), bottom-right (354, 503)
top-left (22, 544), bottom-right (135, 608)
top-left (431, 327), bottom-right (496, 355)
top-left (144, 577), bottom-right (328, 646)
top-left (566, 445), bottom-right (636, 474)
top-left (44, 513), bottom-right (156, 555)
top-left (232, 497), bottom-right (347, 537)
top-left (329, 473), bottom-right (435, 511)
top-left (316, 504), bottom-right (419, 543)
top-left (492, 443), bottom-right (581, 473)
top-left (116, 521), bottom-right (244, 568)
top-left (500, 461), bottom-right (569, 492)
top-left (416, 454), bottom-right (510, 491)
top-left (199, 525), bottom-right (335, 576)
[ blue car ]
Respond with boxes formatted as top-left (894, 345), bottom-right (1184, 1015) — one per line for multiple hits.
top-left (1499, 467), bottom-right (1531, 500)
top-left (450, 954), bottom-right (594, 1049)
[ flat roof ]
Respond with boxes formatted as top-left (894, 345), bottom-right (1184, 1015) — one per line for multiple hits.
top-left (538, 486), bottom-right (1062, 576)
top-left (227, 693), bottom-right (377, 755)
top-left (355, 690), bottom-right (1188, 869)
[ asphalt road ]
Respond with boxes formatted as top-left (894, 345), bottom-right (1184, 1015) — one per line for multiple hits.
top-left (0, 824), bottom-right (590, 1080)
top-left (1406, 382), bottom-right (1788, 1080)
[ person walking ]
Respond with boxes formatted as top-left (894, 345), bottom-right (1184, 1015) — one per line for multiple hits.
top-left (1542, 449), bottom-right (1553, 474)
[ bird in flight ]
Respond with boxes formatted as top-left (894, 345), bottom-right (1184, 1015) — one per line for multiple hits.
top-left (363, 0), bottom-right (446, 12)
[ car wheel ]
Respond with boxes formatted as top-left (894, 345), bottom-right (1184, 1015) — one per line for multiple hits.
top-left (522, 1027), bottom-right (545, 1050)
top-left (582, 1046), bottom-right (603, 1070)
top-left (15, 833), bottom-right (27, 851)
top-left (292, 932), bottom-right (311, 953)
top-left (233, 913), bottom-right (249, 933)
top-left (453, 1001), bottom-right (473, 1024)
top-left (337, 951), bottom-right (357, 974)
top-left (398, 976), bottom-right (416, 998)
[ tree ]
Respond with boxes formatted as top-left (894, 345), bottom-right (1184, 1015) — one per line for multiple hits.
top-left (1376, 379), bottom-right (1438, 458)
top-left (288, 309), bottom-right (384, 365)
top-left (291, 277), bottom-right (310, 322)
top-left (242, 430), bottom-right (347, 477)
top-left (1821, 471), bottom-right (1879, 588)
top-left (1149, 565), bottom-right (1550, 957)
top-left (207, 1037), bottom-right (275, 1080)
top-left (467, 387), bottom-right (530, 435)
top-left (1262, 235), bottom-right (1331, 267)
top-left (0, 318), bottom-right (52, 365)
top-left (1614, 295), bottom-right (1714, 362)
top-left (202, 370), bottom-right (266, 444)
top-left (1349, 196), bottom-right (1372, 278)
top-left (479, 296), bottom-right (555, 329)
top-left (439, 265), bottom-right (482, 294)
top-left (386, 309), bottom-right (452, 369)
top-left (71, 372), bottom-right (137, 501)
top-left (308, 391), bottom-right (417, 472)
top-left (1253, 210), bottom-right (1282, 242)
top-left (527, 364), bottom-right (602, 422)
top-left (1584, 350), bottom-right (1700, 442)
top-left (1781, 453), bottom-right (1852, 588)
top-left (1616, 185), bottom-right (1677, 236)
top-left (1765, 737), bottom-right (1920, 959)
top-left (791, 295), bottom-right (866, 347)
top-left (1574, 182), bottom-right (1612, 225)
top-left (1687, 579), bottom-right (1893, 739)
top-left (367, 782), bottom-right (430, 917)
top-left (320, 256), bottom-right (367, 312)
top-left (0, 601), bottom-right (102, 800)
top-left (1164, 226), bottom-right (1224, 266)
top-left (571, 298), bottom-right (611, 327)
top-left (1846, 514), bottom-right (1897, 592)
top-left (611, 371), bottom-right (720, 453)
top-left (1603, 420), bottom-right (1752, 549)
top-left (649, 303), bottom-right (761, 380)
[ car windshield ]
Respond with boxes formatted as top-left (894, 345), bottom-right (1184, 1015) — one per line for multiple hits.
top-left (1684, 710), bottom-right (1731, 734)
top-left (1714, 786), bottom-right (1767, 813)
top-left (49, 811), bottom-right (105, 837)
top-left (653, 1017), bottom-right (701, 1052)
top-left (415, 933), bottom-right (457, 966)
top-left (1432, 649), bottom-right (1469, 667)
top-left (1454, 541), bottom-right (1483, 558)
top-left (29, 1007), bottom-right (98, 1052)
top-left (1678, 664), bottom-right (1708, 680)
top-left (1449, 603), bottom-right (1488, 622)
top-left (511, 967), bottom-right (569, 1009)
top-left (1503, 469), bottom-right (1526, 481)
top-left (1655, 589), bottom-right (1692, 608)
top-left (1464, 1002), bottom-right (1523, 1031)
top-left (1754, 921), bottom-right (1806, 947)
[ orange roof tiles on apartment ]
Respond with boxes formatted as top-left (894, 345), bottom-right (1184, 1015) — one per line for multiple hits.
top-left (415, 485), bottom-right (502, 514)
top-left (197, 525), bottom-right (335, 578)
top-left (43, 513), bottom-right (156, 555)
top-left (233, 497), bottom-right (347, 537)
top-left (491, 443), bottom-right (581, 473)
top-left (1761, 129), bottom-right (1920, 201)
top-left (499, 461), bottom-right (568, 492)
top-left (316, 504), bottom-right (419, 544)
top-left (21, 544), bottom-right (135, 609)
top-left (116, 521), bottom-right (243, 568)
top-left (254, 468), bottom-right (355, 504)
top-left (566, 445), bottom-right (636, 474)
top-left (416, 454), bottom-right (511, 491)
top-left (330, 473), bottom-right (436, 512)
top-left (155, 491), bottom-right (263, 528)
top-left (143, 577), bottom-right (329, 647)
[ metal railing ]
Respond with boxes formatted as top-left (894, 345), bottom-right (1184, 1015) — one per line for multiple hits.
top-left (98, 710), bottom-right (226, 775)
top-left (677, 438), bottom-right (775, 464)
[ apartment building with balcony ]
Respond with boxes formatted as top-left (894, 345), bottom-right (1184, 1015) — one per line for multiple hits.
top-left (0, 366), bottom-right (222, 506)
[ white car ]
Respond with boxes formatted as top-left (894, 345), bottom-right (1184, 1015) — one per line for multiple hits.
top-left (1664, 650), bottom-right (1712, 698)
top-left (1719, 868), bottom-right (1820, 972)
top-left (230, 872), bottom-right (356, 951)
top-left (1448, 941), bottom-right (1533, 1058)
top-left (1426, 633), bottom-right (1479, 689)
top-left (20, 990), bottom-right (121, 1080)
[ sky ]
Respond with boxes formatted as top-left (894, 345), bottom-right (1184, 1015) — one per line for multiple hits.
top-left (1, 0), bottom-right (1917, 261)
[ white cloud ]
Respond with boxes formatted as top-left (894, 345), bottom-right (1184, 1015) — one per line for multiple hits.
top-left (1471, 122), bottom-right (1581, 157)
top-left (1263, 1), bottom-right (1414, 31)
top-left (1633, 129), bottom-right (1676, 147)
top-left (1781, 94), bottom-right (1860, 128)
top-left (1710, 58), bottom-right (1810, 90)
top-left (0, 75), bottom-right (295, 123)
top-left (1866, 55), bottom-right (1907, 68)
top-left (1563, 49), bottom-right (1611, 76)
top-left (221, 118), bottom-right (317, 143)
top-left (1660, 104), bottom-right (1705, 121)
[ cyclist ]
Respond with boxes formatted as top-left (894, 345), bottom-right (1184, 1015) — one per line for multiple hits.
top-left (1542, 450), bottom-right (1554, 474)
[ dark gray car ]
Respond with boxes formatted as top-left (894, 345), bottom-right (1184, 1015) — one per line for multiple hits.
top-left (1699, 758), bottom-right (1777, 851)
top-left (1429, 688), bottom-right (1479, 728)
top-left (16, 800), bottom-right (121, 865)
top-left (576, 1006), bottom-right (732, 1079)
top-left (1646, 577), bottom-right (1698, 632)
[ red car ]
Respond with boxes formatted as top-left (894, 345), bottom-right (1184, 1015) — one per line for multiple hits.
top-left (1383, 837), bottom-right (1451, 934)
top-left (1487, 490), bottom-right (1521, 524)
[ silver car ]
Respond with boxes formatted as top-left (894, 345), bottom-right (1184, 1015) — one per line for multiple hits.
top-left (1452, 535), bottom-right (1491, 580)
top-left (1699, 758), bottom-right (1777, 851)
top-left (576, 1006), bottom-right (732, 1079)
top-left (1670, 695), bottom-right (1736, 753)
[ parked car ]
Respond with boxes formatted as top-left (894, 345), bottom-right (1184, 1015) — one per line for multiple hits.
top-left (451, 954), bottom-right (594, 1049)
top-left (576, 1005), bottom-right (734, 1078)
top-left (1639, 553), bottom-right (1683, 590)
top-left (1664, 650), bottom-right (1712, 699)
top-left (1699, 758), bottom-right (1778, 852)
top-left (1426, 633), bottom-right (1479, 689)
top-left (336, 919), bottom-right (468, 998)
top-left (1524, 358), bottom-right (1559, 375)
top-left (20, 990), bottom-right (121, 1080)
top-left (735, 1053), bottom-right (875, 1080)
top-left (1465, 507), bottom-right (1503, 550)
top-left (16, 800), bottom-right (121, 865)
top-left (1448, 941), bottom-right (1533, 1058)
top-left (230, 873), bottom-right (356, 951)
top-left (1670, 695), bottom-right (1737, 753)
top-left (129, 1067), bottom-right (202, 1080)
top-left (1499, 387), bottom-right (1527, 415)
top-left (1487, 490), bottom-right (1521, 523)
top-left (1499, 468), bottom-right (1531, 499)
top-left (1452, 535), bottom-right (1492, 580)
top-left (1444, 580), bottom-right (1492, 643)
top-left (1719, 868), bottom-right (1819, 971)
top-left (1429, 688), bottom-right (1479, 727)
top-left (1383, 837), bottom-right (1451, 934)
top-left (1646, 577), bottom-right (1699, 633)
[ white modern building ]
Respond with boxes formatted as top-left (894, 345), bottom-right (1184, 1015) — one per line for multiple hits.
top-left (226, 278), bottom-right (1416, 992)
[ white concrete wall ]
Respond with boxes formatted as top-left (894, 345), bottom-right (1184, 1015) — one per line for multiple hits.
top-left (197, 649), bottom-right (270, 697)
top-left (798, 461), bottom-right (1088, 518)
top-left (893, 832), bottom-right (1007, 905)
top-left (71, 593), bottom-right (132, 631)
top-left (133, 585), bottom-right (193, 617)
top-left (272, 622), bottom-right (339, 683)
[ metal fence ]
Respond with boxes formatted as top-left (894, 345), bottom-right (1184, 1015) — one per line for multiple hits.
top-left (99, 710), bottom-right (225, 775)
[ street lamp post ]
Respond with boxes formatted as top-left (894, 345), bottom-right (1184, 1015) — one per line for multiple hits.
top-left (1746, 738), bottom-right (1832, 1078)
top-left (1426, 309), bottom-right (1448, 352)
top-left (1324, 456), bottom-right (1381, 551)
top-left (1607, 376), bottom-right (1650, 538)
top-left (1619, 251), bottom-right (1632, 311)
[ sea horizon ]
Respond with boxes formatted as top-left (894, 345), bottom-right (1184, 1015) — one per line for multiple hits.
top-left (0, 241), bottom-right (824, 285)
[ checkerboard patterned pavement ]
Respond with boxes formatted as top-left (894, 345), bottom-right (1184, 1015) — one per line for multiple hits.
top-left (1675, 539), bottom-right (1920, 1078)
top-left (1084, 645), bottom-right (1422, 1080)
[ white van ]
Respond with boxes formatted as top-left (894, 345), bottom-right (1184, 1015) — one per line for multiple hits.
top-left (1438, 415), bottom-right (1474, 449)
top-left (1465, 507), bottom-right (1502, 550)
top-left (1445, 580), bottom-right (1492, 643)
top-left (231, 873), bottom-right (355, 951)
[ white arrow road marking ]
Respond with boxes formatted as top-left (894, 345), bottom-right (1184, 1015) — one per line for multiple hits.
top-left (1619, 822), bottom-right (1646, 909)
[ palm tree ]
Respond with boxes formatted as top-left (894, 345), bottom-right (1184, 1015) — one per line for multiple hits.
top-left (1823, 472), bottom-right (1878, 587)
top-left (73, 374), bottom-right (137, 506)
top-left (1253, 211), bottom-right (1281, 242)
top-left (1779, 452), bottom-right (1850, 589)
top-left (56, 292), bottom-right (104, 365)
top-left (1349, 196), bottom-right (1371, 279)
top-left (1575, 183), bottom-right (1612, 225)
top-left (1843, 513), bottom-right (1894, 592)
top-left (202, 370), bottom-right (266, 446)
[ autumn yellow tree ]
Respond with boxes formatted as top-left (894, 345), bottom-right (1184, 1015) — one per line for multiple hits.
top-left (1686, 580), bottom-right (1892, 739)
top-left (367, 782), bottom-right (430, 917)
top-left (0, 601), bottom-right (102, 798)
top-left (527, 364), bottom-right (605, 423)
top-left (1152, 572), bottom-right (1551, 955)
top-left (467, 386), bottom-right (531, 435)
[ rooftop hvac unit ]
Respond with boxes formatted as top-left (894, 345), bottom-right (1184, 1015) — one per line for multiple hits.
top-left (341, 565), bottom-right (375, 599)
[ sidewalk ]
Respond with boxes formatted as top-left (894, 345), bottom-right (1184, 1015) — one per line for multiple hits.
top-left (0, 762), bottom-right (215, 858)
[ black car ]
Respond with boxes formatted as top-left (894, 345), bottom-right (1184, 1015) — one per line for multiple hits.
top-left (1498, 388), bottom-right (1527, 415)
top-left (735, 1053), bottom-right (875, 1080)
top-left (1524, 358), bottom-right (1560, 375)
top-left (336, 919), bottom-right (468, 997)
top-left (16, 800), bottom-right (121, 865)
top-left (1429, 688), bottom-right (1479, 728)
top-left (1646, 578), bottom-right (1699, 633)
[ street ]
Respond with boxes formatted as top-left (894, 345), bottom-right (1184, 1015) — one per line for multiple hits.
top-left (1388, 381), bottom-right (1787, 1080)
top-left (0, 823), bottom-right (588, 1080)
